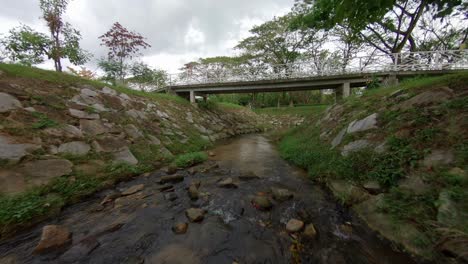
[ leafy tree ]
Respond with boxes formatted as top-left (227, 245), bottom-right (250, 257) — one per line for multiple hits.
top-left (99, 22), bottom-right (151, 82)
top-left (0, 0), bottom-right (90, 70)
top-left (98, 58), bottom-right (123, 85)
top-left (128, 62), bottom-right (168, 91)
top-left (67, 66), bottom-right (95, 79)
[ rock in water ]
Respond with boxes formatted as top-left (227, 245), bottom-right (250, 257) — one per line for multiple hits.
top-left (185, 208), bottom-right (205, 222)
top-left (271, 187), bottom-right (294, 202)
top-left (172, 223), bottom-right (189, 234)
top-left (164, 193), bottom-right (178, 202)
top-left (121, 184), bottom-right (144, 196)
top-left (217, 177), bottom-right (238, 188)
top-left (286, 219), bottom-right (304, 233)
top-left (188, 185), bottom-right (199, 200)
top-left (34, 225), bottom-right (72, 254)
top-left (160, 175), bottom-right (184, 184)
top-left (304, 224), bottom-right (317, 238)
top-left (252, 195), bottom-right (272, 210)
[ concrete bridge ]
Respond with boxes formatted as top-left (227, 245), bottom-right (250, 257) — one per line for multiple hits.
top-left (167, 50), bottom-right (468, 103)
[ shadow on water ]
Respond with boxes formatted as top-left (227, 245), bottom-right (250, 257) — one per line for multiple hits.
top-left (0, 134), bottom-right (422, 264)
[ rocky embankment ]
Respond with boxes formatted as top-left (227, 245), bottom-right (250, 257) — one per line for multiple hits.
top-left (279, 73), bottom-right (468, 262)
top-left (0, 67), bottom-right (259, 237)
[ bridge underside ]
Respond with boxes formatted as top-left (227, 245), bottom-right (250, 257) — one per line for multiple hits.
top-left (169, 70), bottom-right (463, 103)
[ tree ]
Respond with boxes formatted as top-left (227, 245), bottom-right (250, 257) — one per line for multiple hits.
top-left (294, 0), bottom-right (464, 55)
top-left (128, 62), bottom-right (168, 91)
top-left (0, 0), bottom-right (90, 70)
top-left (99, 22), bottom-right (151, 82)
top-left (67, 66), bottom-right (95, 79)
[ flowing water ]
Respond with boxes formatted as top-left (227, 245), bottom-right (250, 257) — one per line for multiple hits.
top-left (0, 134), bottom-right (421, 264)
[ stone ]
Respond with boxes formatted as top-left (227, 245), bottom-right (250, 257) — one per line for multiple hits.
top-left (150, 245), bottom-right (200, 264)
top-left (172, 223), bottom-right (189, 234)
top-left (374, 141), bottom-right (387, 154)
top-left (238, 172), bottom-right (260, 181)
top-left (0, 92), bottom-right (22, 113)
top-left (101, 86), bottom-right (117, 96)
top-left (362, 180), bottom-right (382, 194)
top-left (185, 208), bottom-right (205, 222)
top-left (217, 177), bottom-right (238, 188)
top-left (62, 125), bottom-right (83, 138)
top-left (0, 170), bottom-right (26, 195)
top-left (60, 237), bottom-right (99, 263)
top-left (422, 149), bottom-right (454, 168)
top-left (34, 225), bottom-right (72, 254)
top-left (20, 159), bottom-right (73, 186)
top-left (341, 140), bottom-right (372, 156)
top-left (93, 136), bottom-right (127, 152)
top-left (58, 141), bottom-right (91, 156)
top-left (188, 185), bottom-right (199, 200)
top-left (271, 187), bottom-right (294, 202)
top-left (331, 127), bottom-right (347, 149)
top-left (208, 151), bottom-right (215, 157)
top-left (81, 88), bottom-right (99, 97)
top-left (126, 109), bottom-right (147, 120)
top-left (0, 255), bottom-right (17, 264)
top-left (438, 238), bottom-right (468, 262)
top-left (24, 106), bottom-right (36, 112)
top-left (160, 174), bottom-right (184, 184)
top-left (80, 119), bottom-right (108, 136)
top-left (286, 219), bottom-right (304, 233)
top-left (398, 175), bottom-right (430, 195)
top-left (100, 191), bottom-right (122, 205)
top-left (91, 103), bottom-right (108, 112)
top-left (69, 109), bottom-right (99, 120)
top-left (125, 124), bottom-right (144, 139)
top-left (164, 193), bottom-right (178, 201)
top-left (347, 113), bottom-right (378, 133)
top-left (398, 88), bottom-right (453, 111)
top-left (147, 135), bottom-right (161, 145)
top-left (329, 180), bottom-right (370, 205)
top-left (113, 147), bottom-right (138, 165)
top-left (0, 135), bottom-right (40, 162)
top-left (120, 93), bottom-right (131, 100)
top-left (304, 224), bottom-right (317, 238)
top-left (121, 184), bottom-right (145, 196)
top-left (252, 195), bottom-right (272, 211)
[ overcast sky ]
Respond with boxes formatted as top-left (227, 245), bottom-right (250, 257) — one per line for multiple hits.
top-left (0, 0), bottom-right (294, 73)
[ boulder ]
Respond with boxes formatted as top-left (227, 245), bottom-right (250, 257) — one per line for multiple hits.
top-left (0, 135), bottom-right (40, 162)
top-left (347, 113), bottom-right (378, 133)
top-left (69, 109), bottom-right (99, 120)
top-left (121, 184), bottom-right (145, 196)
top-left (252, 195), bottom-right (273, 211)
top-left (125, 124), bottom-right (144, 139)
top-left (398, 88), bottom-right (453, 111)
top-left (217, 177), bottom-right (238, 188)
top-left (172, 223), bottom-right (188, 234)
top-left (62, 125), bottom-right (84, 138)
top-left (271, 187), bottom-right (294, 202)
top-left (34, 225), bottom-right (72, 254)
top-left (80, 119), bottom-right (108, 136)
top-left (329, 180), bottom-right (370, 205)
top-left (93, 136), bottom-right (127, 152)
top-left (126, 109), bottom-right (147, 120)
top-left (147, 135), bottom-right (161, 145)
top-left (164, 193), bottom-right (178, 201)
top-left (331, 127), bottom-right (347, 149)
top-left (304, 224), bottom-right (317, 238)
top-left (185, 208), bottom-right (205, 222)
top-left (58, 141), bottom-right (91, 156)
top-left (0, 92), bottom-right (22, 113)
top-left (422, 149), bottom-right (454, 168)
top-left (341, 140), bottom-right (372, 156)
top-left (113, 147), bottom-right (138, 165)
top-left (286, 219), bottom-right (304, 233)
top-left (188, 185), bottom-right (199, 200)
top-left (362, 180), bottom-right (382, 194)
top-left (0, 170), bottom-right (26, 194)
top-left (101, 86), bottom-right (117, 96)
top-left (81, 88), bottom-right (99, 97)
top-left (160, 175), bottom-right (184, 184)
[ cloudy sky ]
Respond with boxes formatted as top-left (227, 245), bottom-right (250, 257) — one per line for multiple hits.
top-left (0, 0), bottom-right (294, 73)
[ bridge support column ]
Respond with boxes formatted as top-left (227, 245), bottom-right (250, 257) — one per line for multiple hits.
top-left (189, 90), bottom-right (196, 104)
top-left (342, 82), bottom-right (351, 98)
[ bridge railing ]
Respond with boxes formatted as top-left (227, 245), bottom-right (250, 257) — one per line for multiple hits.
top-left (168, 50), bottom-right (468, 86)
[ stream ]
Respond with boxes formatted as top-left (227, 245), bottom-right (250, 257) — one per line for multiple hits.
top-left (0, 134), bottom-right (420, 264)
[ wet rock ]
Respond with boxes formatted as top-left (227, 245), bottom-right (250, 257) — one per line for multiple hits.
top-left (271, 187), bottom-right (294, 202)
top-left (121, 184), bottom-right (145, 196)
top-left (238, 172), bottom-right (260, 181)
top-left (188, 185), bottom-right (199, 200)
top-left (286, 219), bottom-right (304, 233)
top-left (172, 223), bottom-right (188, 234)
top-left (113, 147), bottom-right (138, 165)
top-left (0, 255), bottom-right (17, 264)
top-left (339, 224), bottom-right (353, 235)
top-left (160, 174), bottom-right (184, 184)
top-left (69, 109), bottom-right (99, 120)
top-left (341, 140), bottom-right (372, 156)
top-left (58, 141), bottom-right (91, 156)
top-left (347, 113), bottom-right (378, 133)
top-left (164, 193), bottom-right (178, 201)
top-left (329, 180), bottom-right (370, 205)
top-left (60, 237), bottom-right (99, 263)
top-left (190, 180), bottom-right (201, 189)
top-left (185, 208), bottom-right (205, 222)
top-left (0, 135), bottom-right (40, 162)
top-left (304, 223), bottom-right (317, 238)
top-left (252, 195), bottom-right (272, 211)
top-left (150, 244), bottom-right (200, 264)
top-left (362, 180), bottom-right (382, 194)
top-left (217, 177), bottom-right (238, 188)
top-left (157, 184), bottom-right (174, 192)
top-left (0, 92), bottom-right (22, 113)
top-left (34, 225), bottom-right (72, 254)
top-left (165, 165), bottom-right (178, 175)
top-left (100, 191), bottom-right (122, 205)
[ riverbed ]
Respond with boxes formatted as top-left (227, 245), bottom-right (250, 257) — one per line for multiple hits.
top-left (0, 134), bottom-right (419, 263)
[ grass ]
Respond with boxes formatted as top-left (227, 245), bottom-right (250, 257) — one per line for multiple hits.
top-left (31, 112), bottom-right (59, 129)
top-left (255, 105), bottom-right (329, 117)
top-left (217, 102), bottom-right (245, 109)
top-left (174, 152), bottom-right (208, 168)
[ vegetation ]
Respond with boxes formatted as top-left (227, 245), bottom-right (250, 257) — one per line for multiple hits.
top-left (174, 152), bottom-right (208, 168)
top-left (255, 105), bottom-right (328, 117)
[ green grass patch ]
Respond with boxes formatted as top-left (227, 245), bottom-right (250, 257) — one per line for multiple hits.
top-left (174, 152), bottom-right (208, 168)
top-left (31, 112), bottom-right (59, 129)
top-left (217, 102), bottom-right (244, 109)
top-left (255, 105), bottom-right (329, 117)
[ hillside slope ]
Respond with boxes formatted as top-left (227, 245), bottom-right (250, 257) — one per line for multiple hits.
top-left (0, 64), bottom-right (259, 237)
top-left (279, 73), bottom-right (468, 262)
